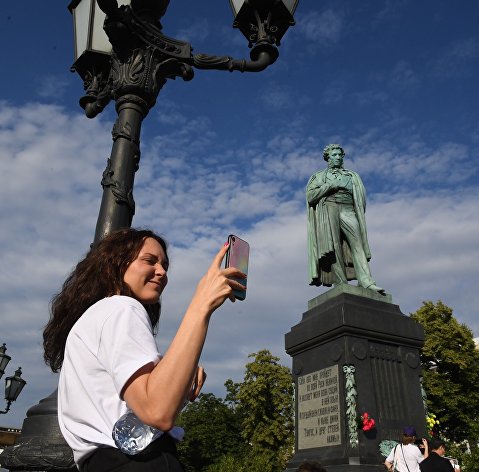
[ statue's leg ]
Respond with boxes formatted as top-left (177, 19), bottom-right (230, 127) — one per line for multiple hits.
top-left (325, 202), bottom-right (348, 285)
top-left (338, 206), bottom-right (374, 288)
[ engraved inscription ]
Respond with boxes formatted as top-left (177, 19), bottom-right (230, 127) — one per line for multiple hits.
top-left (297, 365), bottom-right (341, 449)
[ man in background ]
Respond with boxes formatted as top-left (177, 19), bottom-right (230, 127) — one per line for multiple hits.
top-left (296, 460), bottom-right (327, 472)
top-left (419, 439), bottom-right (454, 472)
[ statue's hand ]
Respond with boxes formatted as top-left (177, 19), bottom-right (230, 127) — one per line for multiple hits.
top-left (328, 182), bottom-right (340, 192)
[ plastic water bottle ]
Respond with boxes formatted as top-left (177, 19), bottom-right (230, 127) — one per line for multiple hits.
top-left (112, 410), bottom-right (163, 455)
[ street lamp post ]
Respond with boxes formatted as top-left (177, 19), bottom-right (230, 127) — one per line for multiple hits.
top-left (0, 1), bottom-right (299, 470)
top-left (68, 0), bottom-right (299, 244)
top-left (0, 344), bottom-right (27, 415)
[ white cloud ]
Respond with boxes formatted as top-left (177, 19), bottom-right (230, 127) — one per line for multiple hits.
top-left (260, 83), bottom-right (294, 110)
top-left (390, 60), bottom-right (419, 88)
top-left (430, 37), bottom-right (479, 79)
top-left (321, 87), bottom-right (344, 105)
top-left (36, 75), bottom-right (70, 99)
top-left (296, 9), bottom-right (344, 46)
top-left (375, 0), bottom-right (410, 22)
top-left (173, 17), bottom-right (211, 44)
top-left (353, 90), bottom-right (390, 106)
top-left (1, 101), bottom-right (478, 429)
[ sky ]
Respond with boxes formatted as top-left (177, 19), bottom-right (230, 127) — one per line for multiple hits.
top-left (0, 1), bottom-right (478, 429)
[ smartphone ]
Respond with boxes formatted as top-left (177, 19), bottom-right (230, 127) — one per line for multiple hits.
top-left (224, 234), bottom-right (249, 301)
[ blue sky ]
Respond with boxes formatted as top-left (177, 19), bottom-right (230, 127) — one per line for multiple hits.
top-left (0, 1), bottom-right (478, 428)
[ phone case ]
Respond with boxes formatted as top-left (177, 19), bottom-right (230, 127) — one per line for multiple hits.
top-left (225, 234), bottom-right (249, 300)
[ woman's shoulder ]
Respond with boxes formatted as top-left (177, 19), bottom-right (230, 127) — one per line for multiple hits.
top-left (79, 296), bottom-right (147, 326)
top-left (404, 443), bottom-right (423, 458)
top-left (87, 295), bottom-right (143, 310)
top-left (101, 295), bottom-right (144, 308)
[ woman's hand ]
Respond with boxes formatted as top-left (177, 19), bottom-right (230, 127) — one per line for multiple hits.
top-left (422, 438), bottom-right (429, 459)
top-left (187, 365), bottom-right (207, 402)
top-left (190, 243), bottom-right (246, 316)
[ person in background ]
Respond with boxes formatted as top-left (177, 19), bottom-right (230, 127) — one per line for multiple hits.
top-left (296, 460), bottom-right (328, 472)
top-left (419, 439), bottom-right (455, 472)
top-left (43, 228), bottom-right (246, 471)
top-left (385, 426), bottom-right (428, 472)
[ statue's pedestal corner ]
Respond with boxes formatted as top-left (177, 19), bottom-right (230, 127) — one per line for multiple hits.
top-left (308, 284), bottom-right (392, 310)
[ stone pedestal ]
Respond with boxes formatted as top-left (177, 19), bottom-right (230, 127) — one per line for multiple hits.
top-left (284, 286), bottom-right (425, 472)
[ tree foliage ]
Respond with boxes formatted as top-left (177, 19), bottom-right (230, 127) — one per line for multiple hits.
top-left (176, 393), bottom-right (245, 472)
top-left (205, 452), bottom-right (274, 472)
top-left (176, 350), bottom-right (294, 472)
top-left (446, 441), bottom-right (479, 472)
top-left (411, 301), bottom-right (479, 443)
top-left (225, 349), bottom-right (295, 471)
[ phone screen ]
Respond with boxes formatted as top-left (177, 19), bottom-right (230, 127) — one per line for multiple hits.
top-left (225, 235), bottom-right (249, 300)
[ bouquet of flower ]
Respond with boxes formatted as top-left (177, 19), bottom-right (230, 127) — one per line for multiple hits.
top-left (359, 412), bottom-right (376, 431)
top-left (426, 413), bottom-right (440, 436)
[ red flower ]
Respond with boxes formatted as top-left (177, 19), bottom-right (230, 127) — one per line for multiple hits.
top-left (363, 418), bottom-right (376, 431)
top-left (360, 412), bottom-right (376, 431)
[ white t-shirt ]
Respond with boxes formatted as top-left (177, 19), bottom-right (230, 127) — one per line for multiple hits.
top-left (58, 296), bottom-right (161, 467)
top-left (386, 443), bottom-right (424, 472)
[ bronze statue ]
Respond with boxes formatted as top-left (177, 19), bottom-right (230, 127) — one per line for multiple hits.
top-left (306, 144), bottom-right (384, 294)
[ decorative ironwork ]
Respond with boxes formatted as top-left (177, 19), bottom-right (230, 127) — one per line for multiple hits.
top-left (193, 54), bottom-right (237, 71)
top-left (79, 68), bottom-right (111, 118)
top-left (100, 159), bottom-right (136, 216)
top-left (77, 6), bottom-right (194, 119)
top-left (76, 2), bottom-right (285, 119)
top-left (112, 120), bottom-right (136, 143)
top-left (193, 44), bottom-right (279, 73)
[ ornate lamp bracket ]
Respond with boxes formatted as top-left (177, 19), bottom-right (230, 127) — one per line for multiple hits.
top-left (78, 2), bottom-right (194, 119)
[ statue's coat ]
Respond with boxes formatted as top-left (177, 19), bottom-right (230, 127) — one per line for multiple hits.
top-left (306, 168), bottom-right (371, 286)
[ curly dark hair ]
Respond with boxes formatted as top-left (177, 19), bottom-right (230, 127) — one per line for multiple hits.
top-left (43, 228), bottom-right (168, 372)
top-left (322, 143), bottom-right (345, 161)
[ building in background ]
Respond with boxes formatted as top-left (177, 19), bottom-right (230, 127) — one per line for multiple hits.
top-left (0, 426), bottom-right (21, 470)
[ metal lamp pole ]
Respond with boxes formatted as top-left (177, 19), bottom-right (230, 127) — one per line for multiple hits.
top-left (0, 1), bottom-right (299, 469)
top-left (76, 0), bottom-right (299, 245)
top-left (0, 345), bottom-right (27, 415)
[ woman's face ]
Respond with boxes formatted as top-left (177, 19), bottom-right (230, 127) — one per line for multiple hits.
top-left (123, 237), bottom-right (168, 304)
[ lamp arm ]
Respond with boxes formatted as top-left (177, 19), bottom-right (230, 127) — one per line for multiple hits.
top-left (192, 43), bottom-right (279, 73)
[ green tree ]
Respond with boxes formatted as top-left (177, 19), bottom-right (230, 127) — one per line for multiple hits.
top-left (176, 393), bottom-right (245, 472)
top-left (446, 442), bottom-right (479, 472)
top-left (205, 452), bottom-right (273, 472)
top-left (411, 301), bottom-right (479, 443)
top-left (225, 349), bottom-right (294, 472)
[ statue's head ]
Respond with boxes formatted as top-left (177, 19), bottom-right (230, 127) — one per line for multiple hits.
top-left (323, 144), bottom-right (345, 162)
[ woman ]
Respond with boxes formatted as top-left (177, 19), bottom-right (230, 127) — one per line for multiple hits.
top-left (385, 426), bottom-right (428, 472)
top-left (43, 228), bottom-right (245, 471)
